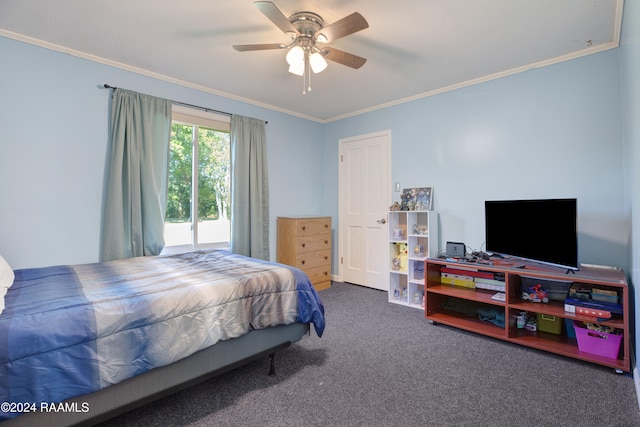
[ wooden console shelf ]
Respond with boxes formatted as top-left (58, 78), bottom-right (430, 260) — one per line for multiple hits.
top-left (424, 259), bottom-right (630, 372)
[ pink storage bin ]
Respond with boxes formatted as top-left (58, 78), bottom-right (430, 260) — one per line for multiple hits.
top-left (574, 322), bottom-right (622, 359)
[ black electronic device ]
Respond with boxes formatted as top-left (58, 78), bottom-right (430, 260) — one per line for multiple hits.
top-left (484, 198), bottom-right (578, 270)
top-left (446, 241), bottom-right (466, 258)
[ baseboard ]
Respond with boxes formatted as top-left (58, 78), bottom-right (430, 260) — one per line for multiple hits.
top-left (634, 365), bottom-right (640, 411)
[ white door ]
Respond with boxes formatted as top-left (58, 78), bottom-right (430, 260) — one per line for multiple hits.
top-left (339, 130), bottom-right (391, 290)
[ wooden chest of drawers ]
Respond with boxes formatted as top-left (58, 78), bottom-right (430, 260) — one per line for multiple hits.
top-left (277, 216), bottom-right (332, 291)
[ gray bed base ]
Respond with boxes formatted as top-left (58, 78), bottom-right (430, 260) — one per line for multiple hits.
top-left (3, 322), bottom-right (310, 427)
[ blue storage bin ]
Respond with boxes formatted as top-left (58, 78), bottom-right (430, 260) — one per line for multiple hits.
top-left (565, 318), bottom-right (576, 339)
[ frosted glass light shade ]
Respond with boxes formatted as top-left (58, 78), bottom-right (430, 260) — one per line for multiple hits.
top-left (288, 60), bottom-right (305, 76)
top-left (286, 46), bottom-right (304, 65)
top-left (309, 52), bottom-right (327, 73)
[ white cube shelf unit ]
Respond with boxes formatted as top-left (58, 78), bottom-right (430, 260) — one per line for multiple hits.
top-left (388, 210), bottom-right (439, 309)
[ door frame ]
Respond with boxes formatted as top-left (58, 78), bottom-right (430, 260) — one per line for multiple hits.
top-left (337, 129), bottom-right (392, 284)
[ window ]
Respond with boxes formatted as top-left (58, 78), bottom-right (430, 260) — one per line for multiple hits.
top-left (163, 106), bottom-right (231, 253)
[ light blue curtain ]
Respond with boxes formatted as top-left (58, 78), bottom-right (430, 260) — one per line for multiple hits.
top-left (100, 89), bottom-right (172, 262)
top-left (230, 115), bottom-right (269, 260)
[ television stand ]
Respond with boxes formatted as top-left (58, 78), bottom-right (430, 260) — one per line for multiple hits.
top-left (424, 258), bottom-right (630, 372)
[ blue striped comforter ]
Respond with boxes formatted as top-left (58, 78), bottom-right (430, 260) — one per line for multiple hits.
top-left (0, 250), bottom-right (325, 419)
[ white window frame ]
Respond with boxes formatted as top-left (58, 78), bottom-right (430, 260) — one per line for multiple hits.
top-left (162, 105), bottom-right (231, 254)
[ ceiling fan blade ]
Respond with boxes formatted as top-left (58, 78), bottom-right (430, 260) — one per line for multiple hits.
top-left (253, 1), bottom-right (299, 36)
top-left (322, 47), bottom-right (367, 69)
top-left (233, 43), bottom-right (287, 51)
top-left (316, 12), bottom-right (368, 43)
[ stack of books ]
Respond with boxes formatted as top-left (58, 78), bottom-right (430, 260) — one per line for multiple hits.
top-left (440, 267), bottom-right (505, 292)
top-left (475, 275), bottom-right (506, 292)
top-left (564, 284), bottom-right (622, 319)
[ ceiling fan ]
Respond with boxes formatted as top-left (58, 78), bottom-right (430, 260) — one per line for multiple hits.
top-left (233, 1), bottom-right (369, 93)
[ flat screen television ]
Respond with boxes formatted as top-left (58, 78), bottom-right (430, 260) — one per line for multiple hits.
top-left (484, 198), bottom-right (578, 270)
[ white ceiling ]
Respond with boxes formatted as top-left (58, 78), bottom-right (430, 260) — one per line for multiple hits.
top-left (0, 0), bottom-right (623, 122)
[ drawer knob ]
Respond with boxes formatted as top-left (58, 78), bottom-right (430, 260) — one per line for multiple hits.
top-left (302, 243), bottom-right (306, 247)
top-left (324, 240), bottom-right (328, 244)
top-left (301, 260), bottom-right (305, 265)
top-left (302, 226), bottom-right (306, 230)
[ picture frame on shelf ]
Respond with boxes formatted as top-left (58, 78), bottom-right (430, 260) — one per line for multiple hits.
top-left (400, 187), bottom-right (433, 211)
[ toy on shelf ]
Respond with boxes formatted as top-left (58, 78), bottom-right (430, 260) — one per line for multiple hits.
top-left (521, 284), bottom-right (549, 303)
top-left (584, 322), bottom-right (618, 334)
top-left (393, 242), bottom-right (408, 272)
top-left (412, 224), bottom-right (428, 235)
top-left (391, 256), bottom-right (401, 271)
top-left (516, 311), bottom-right (538, 331)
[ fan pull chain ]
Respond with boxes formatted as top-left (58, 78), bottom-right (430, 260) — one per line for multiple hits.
top-left (307, 57), bottom-right (312, 93)
top-left (302, 72), bottom-right (306, 95)
top-left (302, 53), bottom-right (307, 94)
top-left (302, 53), bottom-right (309, 95)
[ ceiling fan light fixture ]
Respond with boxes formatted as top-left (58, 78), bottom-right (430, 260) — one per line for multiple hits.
top-left (309, 52), bottom-right (328, 73)
top-left (234, 2), bottom-right (369, 93)
top-left (286, 45), bottom-right (304, 65)
top-left (288, 60), bottom-right (305, 76)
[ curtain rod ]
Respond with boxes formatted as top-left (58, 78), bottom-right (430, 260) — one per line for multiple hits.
top-left (103, 84), bottom-right (267, 124)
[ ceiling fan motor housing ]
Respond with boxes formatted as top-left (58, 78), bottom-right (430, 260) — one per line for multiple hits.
top-left (289, 11), bottom-right (325, 47)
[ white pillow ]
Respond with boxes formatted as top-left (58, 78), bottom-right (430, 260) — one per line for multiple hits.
top-left (0, 255), bottom-right (15, 316)
top-left (0, 287), bottom-right (5, 315)
top-left (0, 255), bottom-right (14, 289)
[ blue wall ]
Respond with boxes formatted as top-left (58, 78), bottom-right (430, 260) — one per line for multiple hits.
top-left (620, 0), bottom-right (640, 386)
top-left (324, 49), bottom-right (626, 273)
top-left (0, 37), bottom-right (323, 269)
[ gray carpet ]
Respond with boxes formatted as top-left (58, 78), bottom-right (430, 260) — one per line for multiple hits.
top-left (100, 282), bottom-right (640, 426)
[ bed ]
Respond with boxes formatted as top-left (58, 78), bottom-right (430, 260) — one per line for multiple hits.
top-left (0, 250), bottom-right (325, 426)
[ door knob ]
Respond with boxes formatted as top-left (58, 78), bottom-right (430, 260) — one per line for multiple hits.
top-left (377, 218), bottom-right (387, 224)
